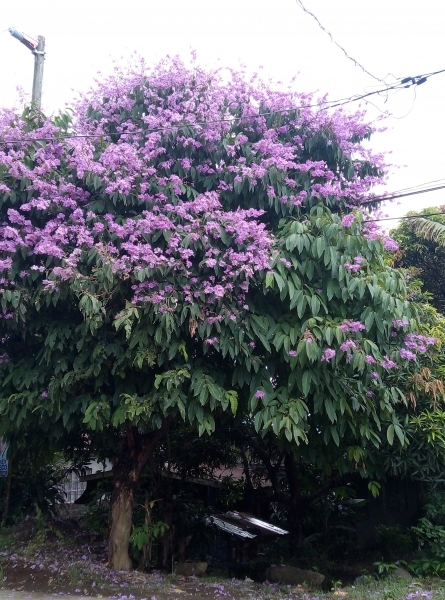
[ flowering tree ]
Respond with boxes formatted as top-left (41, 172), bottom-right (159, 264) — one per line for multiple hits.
top-left (0, 58), bottom-right (432, 568)
top-left (229, 205), bottom-right (438, 548)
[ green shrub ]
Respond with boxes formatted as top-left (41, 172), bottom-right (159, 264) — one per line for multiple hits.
top-left (374, 525), bottom-right (414, 558)
top-left (411, 488), bottom-right (445, 559)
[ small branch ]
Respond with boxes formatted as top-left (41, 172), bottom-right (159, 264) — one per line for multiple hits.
top-left (240, 448), bottom-right (255, 492)
top-left (137, 415), bottom-right (173, 477)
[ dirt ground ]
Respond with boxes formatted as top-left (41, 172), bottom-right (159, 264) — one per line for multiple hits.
top-left (0, 518), bottom-right (310, 600)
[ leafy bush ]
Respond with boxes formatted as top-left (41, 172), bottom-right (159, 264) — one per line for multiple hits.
top-left (130, 520), bottom-right (169, 556)
top-left (84, 488), bottom-right (111, 536)
top-left (408, 557), bottom-right (445, 578)
top-left (374, 525), bottom-right (414, 558)
top-left (411, 489), bottom-right (445, 556)
top-left (0, 454), bottom-right (68, 523)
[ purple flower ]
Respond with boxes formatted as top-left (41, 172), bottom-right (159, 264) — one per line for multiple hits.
top-left (370, 371), bottom-right (379, 380)
top-left (400, 348), bottom-right (417, 360)
top-left (340, 320), bottom-right (365, 333)
top-left (254, 390), bottom-right (265, 399)
top-left (341, 214), bottom-right (355, 227)
top-left (344, 263), bottom-right (360, 272)
top-left (288, 350), bottom-right (298, 357)
top-left (340, 339), bottom-right (356, 352)
top-left (383, 236), bottom-right (399, 251)
top-left (321, 348), bottom-right (336, 362)
top-left (93, 222), bottom-right (105, 233)
top-left (380, 356), bottom-right (397, 369)
top-left (393, 319), bottom-right (409, 328)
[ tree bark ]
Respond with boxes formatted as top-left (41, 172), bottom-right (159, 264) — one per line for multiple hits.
top-left (161, 485), bottom-right (174, 570)
top-left (108, 465), bottom-right (138, 571)
top-left (161, 429), bottom-right (174, 570)
top-left (107, 420), bottom-right (172, 571)
top-left (1, 444), bottom-right (12, 527)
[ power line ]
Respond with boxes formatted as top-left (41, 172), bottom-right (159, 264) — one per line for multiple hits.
top-left (365, 211), bottom-right (445, 223)
top-left (377, 178), bottom-right (445, 196)
top-left (359, 184), bottom-right (445, 206)
top-left (0, 69), bottom-right (442, 145)
top-left (295, 0), bottom-right (386, 84)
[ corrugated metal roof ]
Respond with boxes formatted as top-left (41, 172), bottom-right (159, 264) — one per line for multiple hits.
top-left (208, 511), bottom-right (288, 539)
top-left (208, 516), bottom-right (257, 539)
top-left (226, 511), bottom-right (288, 535)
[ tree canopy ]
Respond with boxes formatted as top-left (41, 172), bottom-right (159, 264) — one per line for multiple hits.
top-left (392, 207), bottom-right (445, 313)
top-left (0, 57), bottom-right (435, 568)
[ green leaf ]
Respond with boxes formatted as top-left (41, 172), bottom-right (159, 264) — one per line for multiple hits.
top-left (368, 481), bottom-right (381, 498)
top-left (301, 371), bottom-right (311, 396)
top-left (296, 294), bottom-right (307, 318)
top-left (274, 272), bottom-right (285, 292)
top-left (310, 295), bottom-right (320, 316)
top-left (325, 400), bottom-right (336, 423)
top-left (387, 423), bottom-right (395, 445)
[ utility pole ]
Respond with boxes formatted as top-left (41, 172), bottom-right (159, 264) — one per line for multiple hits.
top-left (9, 28), bottom-right (46, 110)
top-left (32, 36), bottom-right (45, 109)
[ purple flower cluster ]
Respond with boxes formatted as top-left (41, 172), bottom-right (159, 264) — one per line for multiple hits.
top-left (0, 59), bottom-right (396, 307)
top-left (380, 356), bottom-right (397, 369)
top-left (400, 348), bottom-right (417, 361)
top-left (339, 320), bottom-right (366, 333)
top-left (0, 57), bottom-right (426, 386)
top-left (340, 339), bottom-right (356, 352)
top-left (321, 348), bottom-right (336, 362)
top-left (344, 256), bottom-right (364, 272)
top-left (341, 214), bottom-right (355, 227)
top-left (404, 333), bottom-right (436, 353)
top-left (393, 319), bottom-right (410, 328)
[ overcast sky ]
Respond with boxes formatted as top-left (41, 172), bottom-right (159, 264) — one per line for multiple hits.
top-left (0, 0), bottom-right (444, 228)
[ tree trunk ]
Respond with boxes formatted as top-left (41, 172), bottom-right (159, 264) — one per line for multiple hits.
top-left (139, 499), bottom-right (154, 570)
top-left (1, 445), bottom-right (12, 527)
top-left (107, 420), bottom-right (172, 571)
top-left (287, 499), bottom-right (305, 555)
top-left (284, 452), bottom-right (306, 556)
top-left (161, 429), bottom-right (174, 570)
top-left (108, 465), bottom-right (138, 571)
top-left (161, 488), bottom-right (174, 570)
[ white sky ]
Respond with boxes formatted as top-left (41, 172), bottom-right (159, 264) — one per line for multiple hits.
top-left (1, 0), bottom-right (444, 229)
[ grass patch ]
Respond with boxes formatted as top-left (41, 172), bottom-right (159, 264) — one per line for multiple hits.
top-left (0, 527), bottom-right (14, 549)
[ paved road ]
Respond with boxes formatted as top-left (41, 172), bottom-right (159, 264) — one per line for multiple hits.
top-left (0, 593), bottom-right (89, 600)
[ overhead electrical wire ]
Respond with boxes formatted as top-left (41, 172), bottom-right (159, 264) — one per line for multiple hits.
top-left (0, 57), bottom-right (442, 219)
top-left (365, 211), bottom-right (445, 223)
top-left (295, 0), bottom-right (387, 85)
top-left (358, 183), bottom-right (445, 206)
top-left (375, 178), bottom-right (445, 196)
top-left (0, 69), bottom-right (443, 145)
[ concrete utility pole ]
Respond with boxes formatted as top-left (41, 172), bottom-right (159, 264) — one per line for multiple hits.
top-left (31, 36), bottom-right (45, 109)
top-left (8, 28), bottom-right (46, 110)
